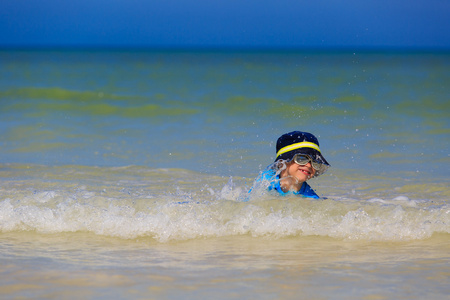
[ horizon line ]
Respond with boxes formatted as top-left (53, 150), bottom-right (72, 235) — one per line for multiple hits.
top-left (1, 44), bottom-right (449, 53)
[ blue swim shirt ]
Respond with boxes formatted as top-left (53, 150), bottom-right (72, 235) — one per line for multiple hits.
top-left (251, 167), bottom-right (320, 198)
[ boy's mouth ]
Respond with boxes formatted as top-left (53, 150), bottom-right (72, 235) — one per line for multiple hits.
top-left (300, 169), bottom-right (311, 175)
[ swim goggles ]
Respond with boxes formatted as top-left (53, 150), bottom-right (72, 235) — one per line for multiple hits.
top-left (292, 154), bottom-right (329, 176)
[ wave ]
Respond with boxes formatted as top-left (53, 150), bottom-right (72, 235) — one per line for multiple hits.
top-left (1, 166), bottom-right (448, 242)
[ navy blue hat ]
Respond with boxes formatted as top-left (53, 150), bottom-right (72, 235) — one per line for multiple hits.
top-left (275, 131), bottom-right (330, 171)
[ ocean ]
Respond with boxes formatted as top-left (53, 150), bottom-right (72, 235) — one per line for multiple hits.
top-left (0, 49), bottom-right (449, 299)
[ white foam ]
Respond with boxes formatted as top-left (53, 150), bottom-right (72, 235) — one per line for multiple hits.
top-left (219, 177), bottom-right (245, 201)
top-left (368, 196), bottom-right (418, 207)
top-left (1, 190), bottom-right (448, 242)
top-left (33, 191), bottom-right (57, 203)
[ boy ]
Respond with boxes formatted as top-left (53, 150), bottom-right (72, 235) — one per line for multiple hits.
top-left (253, 131), bottom-right (330, 198)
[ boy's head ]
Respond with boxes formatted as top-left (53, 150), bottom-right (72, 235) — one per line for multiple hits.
top-left (275, 131), bottom-right (330, 176)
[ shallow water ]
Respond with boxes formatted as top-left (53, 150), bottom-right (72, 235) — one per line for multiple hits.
top-left (1, 232), bottom-right (449, 300)
top-left (1, 163), bottom-right (448, 299)
top-left (0, 50), bottom-right (449, 299)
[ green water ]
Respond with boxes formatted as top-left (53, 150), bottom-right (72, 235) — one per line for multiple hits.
top-left (1, 50), bottom-right (449, 177)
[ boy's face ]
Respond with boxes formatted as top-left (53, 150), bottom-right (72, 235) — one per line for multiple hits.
top-left (283, 159), bottom-right (316, 183)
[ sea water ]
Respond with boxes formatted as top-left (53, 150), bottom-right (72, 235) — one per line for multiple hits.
top-left (0, 49), bottom-right (449, 299)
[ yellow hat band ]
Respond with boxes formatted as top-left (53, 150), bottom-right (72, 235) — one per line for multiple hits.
top-left (276, 142), bottom-right (321, 158)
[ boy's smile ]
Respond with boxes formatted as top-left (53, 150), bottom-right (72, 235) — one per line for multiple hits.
top-left (293, 162), bottom-right (315, 181)
top-left (300, 168), bottom-right (312, 176)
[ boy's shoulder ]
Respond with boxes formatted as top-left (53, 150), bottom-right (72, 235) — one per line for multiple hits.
top-left (298, 181), bottom-right (320, 198)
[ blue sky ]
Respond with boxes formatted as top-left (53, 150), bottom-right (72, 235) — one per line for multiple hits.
top-left (1, 0), bottom-right (449, 49)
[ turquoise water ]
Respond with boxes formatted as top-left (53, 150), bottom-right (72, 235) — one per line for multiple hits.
top-left (0, 50), bottom-right (449, 299)
top-left (1, 50), bottom-right (449, 176)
